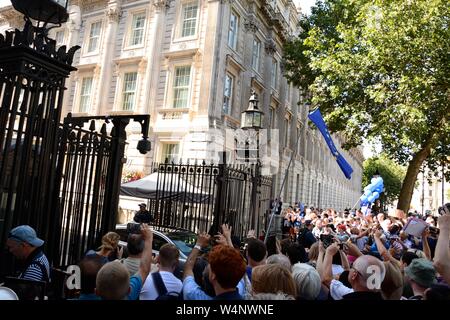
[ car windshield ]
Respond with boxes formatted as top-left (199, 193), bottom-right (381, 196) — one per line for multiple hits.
top-left (166, 232), bottom-right (197, 256)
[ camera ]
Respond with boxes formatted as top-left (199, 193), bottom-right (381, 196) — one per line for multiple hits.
top-left (127, 222), bottom-right (141, 234)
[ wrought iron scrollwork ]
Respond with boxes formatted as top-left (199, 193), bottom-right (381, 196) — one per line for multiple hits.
top-left (0, 20), bottom-right (80, 66)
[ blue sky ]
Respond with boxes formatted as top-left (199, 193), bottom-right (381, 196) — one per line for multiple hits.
top-left (296, 0), bottom-right (316, 15)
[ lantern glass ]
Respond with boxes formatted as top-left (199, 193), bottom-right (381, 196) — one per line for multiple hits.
top-left (245, 113), bottom-right (253, 128)
top-left (253, 113), bottom-right (261, 128)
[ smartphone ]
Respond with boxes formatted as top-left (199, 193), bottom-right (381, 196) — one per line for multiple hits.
top-left (429, 226), bottom-right (440, 236)
top-left (320, 234), bottom-right (334, 248)
top-left (127, 222), bottom-right (141, 234)
top-left (338, 242), bottom-right (344, 250)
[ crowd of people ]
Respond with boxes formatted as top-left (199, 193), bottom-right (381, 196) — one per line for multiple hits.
top-left (2, 202), bottom-right (450, 301)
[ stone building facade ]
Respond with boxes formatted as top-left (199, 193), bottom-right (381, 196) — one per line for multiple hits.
top-left (0, 0), bottom-right (364, 211)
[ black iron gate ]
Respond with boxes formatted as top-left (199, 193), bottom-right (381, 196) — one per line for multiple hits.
top-left (150, 158), bottom-right (273, 241)
top-left (0, 21), bottom-right (78, 248)
top-left (0, 21), bottom-right (150, 273)
top-left (47, 114), bottom-right (150, 267)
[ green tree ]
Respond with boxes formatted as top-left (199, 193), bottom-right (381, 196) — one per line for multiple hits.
top-left (362, 155), bottom-right (406, 206)
top-left (284, 0), bottom-right (449, 212)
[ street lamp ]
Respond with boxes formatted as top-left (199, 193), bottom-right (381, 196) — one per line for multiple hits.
top-left (241, 90), bottom-right (265, 234)
top-left (241, 90), bottom-right (264, 130)
top-left (11, 0), bottom-right (69, 24)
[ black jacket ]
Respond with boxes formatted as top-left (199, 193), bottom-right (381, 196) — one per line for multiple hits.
top-left (133, 210), bottom-right (154, 223)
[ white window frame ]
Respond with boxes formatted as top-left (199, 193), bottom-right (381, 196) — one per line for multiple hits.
top-left (84, 20), bottom-right (103, 55)
top-left (228, 10), bottom-right (239, 50)
top-left (223, 73), bottom-right (234, 115)
top-left (120, 72), bottom-right (139, 111)
top-left (284, 118), bottom-right (290, 148)
top-left (176, 1), bottom-right (200, 40)
top-left (271, 58), bottom-right (278, 89)
top-left (160, 142), bottom-right (180, 163)
top-left (269, 106), bottom-right (276, 129)
top-left (168, 65), bottom-right (192, 109)
top-left (125, 11), bottom-right (147, 49)
top-left (251, 37), bottom-right (261, 72)
top-left (78, 76), bottom-right (94, 113)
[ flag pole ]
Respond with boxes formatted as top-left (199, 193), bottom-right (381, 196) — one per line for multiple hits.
top-left (350, 198), bottom-right (360, 211)
top-left (264, 124), bottom-right (303, 244)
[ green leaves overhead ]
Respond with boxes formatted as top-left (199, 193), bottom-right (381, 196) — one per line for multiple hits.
top-left (284, 0), bottom-right (449, 165)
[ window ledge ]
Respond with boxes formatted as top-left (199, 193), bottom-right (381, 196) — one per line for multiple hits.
top-left (114, 56), bottom-right (146, 66)
top-left (123, 44), bottom-right (145, 51)
top-left (76, 63), bottom-right (98, 71)
top-left (159, 108), bottom-right (189, 112)
top-left (109, 110), bottom-right (135, 115)
top-left (251, 74), bottom-right (266, 91)
top-left (82, 51), bottom-right (100, 58)
top-left (223, 114), bottom-right (240, 127)
top-left (70, 112), bottom-right (91, 117)
top-left (164, 48), bottom-right (199, 59)
top-left (226, 53), bottom-right (246, 72)
top-left (172, 36), bottom-right (198, 43)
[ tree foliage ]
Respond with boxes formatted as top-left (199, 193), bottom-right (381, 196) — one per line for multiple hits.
top-left (284, 0), bottom-right (449, 210)
top-left (363, 155), bottom-right (406, 205)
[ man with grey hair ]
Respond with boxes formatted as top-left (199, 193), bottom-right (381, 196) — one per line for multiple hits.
top-left (292, 263), bottom-right (321, 300)
top-left (266, 254), bottom-right (291, 271)
top-left (321, 243), bottom-right (386, 300)
top-left (343, 254), bottom-right (386, 300)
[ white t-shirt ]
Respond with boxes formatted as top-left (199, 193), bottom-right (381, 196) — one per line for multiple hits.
top-left (330, 279), bottom-right (354, 300)
top-left (140, 271), bottom-right (182, 300)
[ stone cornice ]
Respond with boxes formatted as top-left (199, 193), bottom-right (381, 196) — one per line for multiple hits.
top-left (243, 15), bottom-right (259, 33)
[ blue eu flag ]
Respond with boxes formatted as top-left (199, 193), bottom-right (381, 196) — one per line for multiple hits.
top-left (308, 109), bottom-right (353, 180)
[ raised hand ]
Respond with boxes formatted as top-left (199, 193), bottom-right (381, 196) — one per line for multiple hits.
top-left (247, 229), bottom-right (256, 239)
top-left (214, 233), bottom-right (228, 246)
top-left (222, 224), bottom-right (232, 239)
top-left (196, 232), bottom-right (211, 249)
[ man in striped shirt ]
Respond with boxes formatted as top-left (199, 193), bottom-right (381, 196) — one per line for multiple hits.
top-left (6, 225), bottom-right (50, 284)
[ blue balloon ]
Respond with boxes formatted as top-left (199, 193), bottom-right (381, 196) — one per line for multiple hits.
top-left (373, 179), bottom-right (383, 190)
top-left (360, 177), bottom-right (384, 205)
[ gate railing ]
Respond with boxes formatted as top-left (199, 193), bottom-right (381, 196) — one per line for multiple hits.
top-left (0, 20), bottom-right (151, 273)
top-left (150, 158), bottom-right (273, 241)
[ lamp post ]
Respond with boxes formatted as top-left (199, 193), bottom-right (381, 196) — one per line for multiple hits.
top-left (421, 166), bottom-right (425, 216)
top-left (241, 90), bottom-right (264, 233)
top-left (11, 0), bottom-right (69, 25)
